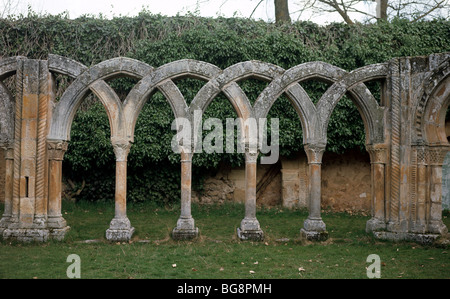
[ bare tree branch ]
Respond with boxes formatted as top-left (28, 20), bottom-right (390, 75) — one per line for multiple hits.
top-left (411, 0), bottom-right (448, 22)
top-left (249, 0), bottom-right (265, 18)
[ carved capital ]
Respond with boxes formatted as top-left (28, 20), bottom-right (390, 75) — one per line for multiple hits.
top-left (427, 145), bottom-right (450, 166)
top-left (47, 141), bottom-right (69, 161)
top-left (366, 144), bottom-right (388, 164)
top-left (414, 144), bottom-right (450, 166)
top-left (112, 138), bottom-right (132, 162)
top-left (1, 143), bottom-right (14, 160)
top-left (304, 143), bottom-right (326, 164)
top-left (180, 150), bottom-right (193, 163)
top-left (245, 151), bottom-right (258, 163)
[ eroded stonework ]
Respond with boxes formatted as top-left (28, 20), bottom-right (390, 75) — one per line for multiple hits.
top-left (0, 53), bottom-right (448, 243)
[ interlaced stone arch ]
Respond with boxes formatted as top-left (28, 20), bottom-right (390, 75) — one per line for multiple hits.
top-left (413, 56), bottom-right (450, 144)
top-left (0, 53), bottom-right (448, 244)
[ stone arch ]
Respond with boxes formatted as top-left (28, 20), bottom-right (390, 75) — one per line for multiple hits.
top-left (124, 59), bottom-right (221, 142)
top-left (47, 57), bottom-right (153, 142)
top-left (413, 57), bottom-right (450, 145)
top-left (0, 56), bottom-right (25, 146)
top-left (190, 60), bottom-right (285, 149)
top-left (0, 82), bottom-right (14, 146)
top-left (316, 63), bottom-right (388, 146)
top-left (253, 61), bottom-right (347, 145)
top-left (190, 60), bottom-right (284, 119)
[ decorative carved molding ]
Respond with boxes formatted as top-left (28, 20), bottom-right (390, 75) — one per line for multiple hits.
top-left (304, 144), bottom-right (326, 164)
top-left (111, 139), bottom-right (132, 162)
top-left (413, 144), bottom-right (450, 166)
top-left (427, 145), bottom-right (450, 166)
top-left (47, 141), bottom-right (69, 161)
top-left (366, 144), bottom-right (388, 164)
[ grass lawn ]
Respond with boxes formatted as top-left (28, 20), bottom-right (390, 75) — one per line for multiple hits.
top-left (0, 201), bottom-right (449, 279)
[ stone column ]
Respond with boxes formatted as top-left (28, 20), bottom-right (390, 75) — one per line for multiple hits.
top-left (301, 144), bottom-right (328, 241)
top-left (0, 145), bottom-right (14, 233)
top-left (172, 150), bottom-right (199, 240)
top-left (106, 139), bottom-right (135, 242)
top-left (427, 145), bottom-right (449, 235)
top-left (366, 144), bottom-right (388, 233)
top-left (237, 151), bottom-right (264, 241)
top-left (414, 145), bottom-right (428, 233)
top-left (47, 140), bottom-right (70, 240)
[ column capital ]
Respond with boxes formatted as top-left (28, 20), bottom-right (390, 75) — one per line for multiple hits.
top-left (245, 151), bottom-right (258, 163)
top-left (47, 140), bottom-right (69, 161)
top-left (111, 138), bottom-right (132, 162)
top-left (427, 144), bottom-right (450, 166)
top-left (304, 143), bottom-right (326, 164)
top-left (180, 147), bottom-right (193, 163)
top-left (1, 143), bottom-right (14, 160)
top-left (366, 144), bottom-right (388, 164)
top-left (413, 144), bottom-right (450, 166)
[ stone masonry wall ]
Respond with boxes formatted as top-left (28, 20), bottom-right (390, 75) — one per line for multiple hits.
top-left (191, 150), bottom-right (372, 213)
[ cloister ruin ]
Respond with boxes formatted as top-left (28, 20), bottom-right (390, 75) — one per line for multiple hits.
top-left (0, 53), bottom-right (448, 244)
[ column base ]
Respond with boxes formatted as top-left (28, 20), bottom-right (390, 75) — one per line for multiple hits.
top-left (237, 218), bottom-right (264, 241)
top-left (106, 217), bottom-right (135, 242)
top-left (372, 231), bottom-right (445, 245)
top-left (366, 217), bottom-right (387, 233)
top-left (3, 228), bottom-right (50, 242)
top-left (300, 218), bottom-right (328, 241)
top-left (172, 217), bottom-right (199, 240)
top-left (47, 215), bottom-right (67, 229)
top-left (0, 215), bottom-right (11, 235)
top-left (428, 220), bottom-right (448, 235)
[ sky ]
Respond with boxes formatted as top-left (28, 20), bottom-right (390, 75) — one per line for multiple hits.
top-left (3, 0), bottom-right (376, 24)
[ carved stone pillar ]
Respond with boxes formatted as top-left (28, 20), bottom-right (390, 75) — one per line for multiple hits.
top-left (47, 140), bottom-right (70, 240)
top-left (106, 138), bottom-right (135, 242)
top-left (237, 150), bottom-right (264, 241)
top-left (0, 145), bottom-right (14, 233)
top-left (172, 150), bottom-right (199, 240)
top-left (414, 145), bottom-right (428, 233)
top-left (366, 144), bottom-right (388, 233)
top-left (301, 144), bottom-right (328, 241)
top-left (427, 145), bottom-right (449, 235)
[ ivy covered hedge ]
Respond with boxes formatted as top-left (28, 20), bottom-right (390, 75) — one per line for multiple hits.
top-left (1, 12), bottom-right (448, 203)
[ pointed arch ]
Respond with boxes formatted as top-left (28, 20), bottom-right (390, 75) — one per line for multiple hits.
top-left (253, 61), bottom-right (348, 144)
top-left (47, 57), bottom-right (153, 141)
top-left (413, 57), bottom-right (450, 145)
top-left (316, 63), bottom-right (388, 145)
top-left (124, 59), bottom-right (222, 142)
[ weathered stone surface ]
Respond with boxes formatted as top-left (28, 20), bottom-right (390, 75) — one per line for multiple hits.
top-left (106, 217), bottom-right (135, 242)
top-left (0, 53), bottom-right (449, 245)
top-left (172, 216), bottom-right (199, 240)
